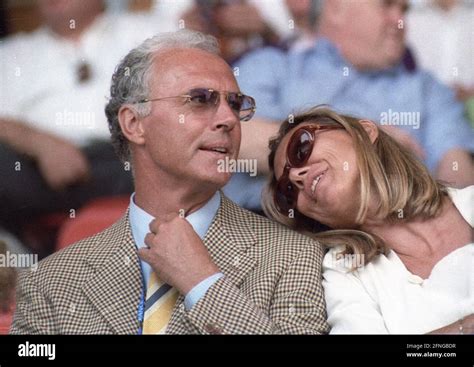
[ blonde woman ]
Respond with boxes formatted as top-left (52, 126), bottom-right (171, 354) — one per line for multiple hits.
top-left (263, 106), bottom-right (473, 334)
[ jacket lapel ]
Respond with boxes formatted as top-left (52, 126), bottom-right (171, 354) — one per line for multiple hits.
top-left (82, 211), bottom-right (143, 334)
top-left (206, 194), bottom-right (258, 286)
top-left (166, 193), bottom-right (258, 333)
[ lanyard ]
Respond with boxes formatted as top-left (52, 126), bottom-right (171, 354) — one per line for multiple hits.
top-left (137, 271), bottom-right (146, 335)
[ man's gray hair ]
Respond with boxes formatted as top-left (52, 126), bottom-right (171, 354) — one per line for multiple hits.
top-left (105, 30), bottom-right (220, 162)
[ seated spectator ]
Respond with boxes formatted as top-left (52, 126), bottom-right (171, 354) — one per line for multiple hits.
top-left (153, 0), bottom-right (293, 62)
top-left (407, 0), bottom-right (474, 102)
top-left (0, 0), bottom-right (174, 248)
top-left (226, 0), bottom-right (474, 211)
top-left (0, 240), bottom-right (16, 334)
top-left (262, 106), bottom-right (473, 334)
top-left (283, 0), bottom-right (321, 47)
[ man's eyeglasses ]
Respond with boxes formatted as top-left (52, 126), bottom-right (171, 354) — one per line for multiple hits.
top-left (275, 124), bottom-right (344, 214)
top-left (137, 88), bottom-right (256, 122)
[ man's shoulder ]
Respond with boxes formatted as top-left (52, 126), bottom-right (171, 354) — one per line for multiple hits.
top-left (219, 197), bottom-right (325, 275)
top-left (24, 216), bottom-right (129, 288)
top-left (221, 196), bottom-right (320, 247)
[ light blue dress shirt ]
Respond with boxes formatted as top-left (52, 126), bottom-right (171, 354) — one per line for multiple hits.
top-left (223, 37), bottom-right (474, 210)
top-left (129, 191), bottom-right (223, 310)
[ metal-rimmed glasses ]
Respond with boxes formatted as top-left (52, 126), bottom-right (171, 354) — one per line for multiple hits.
top-left (137, 88), bottom-right (256, 122)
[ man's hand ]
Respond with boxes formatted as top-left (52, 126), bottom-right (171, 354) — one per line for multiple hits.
top-left (138, 217), bottom-right (220, 295)
top-left (0, 118), bottom-right (90, 190)
top-left (33, 135), bottom-right (90, 190)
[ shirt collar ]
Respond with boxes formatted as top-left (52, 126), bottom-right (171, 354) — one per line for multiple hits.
top-left (129, 191), bottom-right (221, 250)
top-left (296, 37), bottom-right (403, 74)
top-left (290, 37), bottom-right (341, 61)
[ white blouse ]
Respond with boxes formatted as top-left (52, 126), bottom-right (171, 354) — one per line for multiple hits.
top-left (322, 186), bottom-right (474, 334)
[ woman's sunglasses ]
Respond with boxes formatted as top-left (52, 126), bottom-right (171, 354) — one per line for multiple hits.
top-left (275, 124), bottom-right (344, 214)
top-left (137, 88), bottom-right (256, 122)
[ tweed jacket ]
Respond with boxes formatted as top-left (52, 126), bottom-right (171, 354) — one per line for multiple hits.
top-left (11, 194), bottom-right (329, 334)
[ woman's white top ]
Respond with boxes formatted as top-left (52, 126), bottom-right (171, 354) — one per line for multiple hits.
top-left (323, 186), bottom-right (473, 334)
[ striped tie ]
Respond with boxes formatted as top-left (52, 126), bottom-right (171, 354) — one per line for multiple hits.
top-left (142, 271), bottom-right (179, 334)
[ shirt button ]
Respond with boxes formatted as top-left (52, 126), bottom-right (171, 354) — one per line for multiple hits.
top-left (407, 274), bottom-right (424, 285)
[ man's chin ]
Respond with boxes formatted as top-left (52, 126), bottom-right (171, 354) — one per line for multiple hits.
top-left (198, 172), bottom-right (233, 191)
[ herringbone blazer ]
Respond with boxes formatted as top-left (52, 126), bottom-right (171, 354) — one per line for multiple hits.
top-left (11, 194), bottom-right (329, 334)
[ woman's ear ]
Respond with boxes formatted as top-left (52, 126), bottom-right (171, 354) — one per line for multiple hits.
top-left (359, 119), bottom-right (379, 144)
top-left (118, 105), bottom-right (146, 146)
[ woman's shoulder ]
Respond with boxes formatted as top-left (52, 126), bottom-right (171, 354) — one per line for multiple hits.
top-left (447, 185), bottom-right (474, 227)
top-left (323, 246), bottom-right (369, 274)
top-left (323, 245), bottom-right (400, 277)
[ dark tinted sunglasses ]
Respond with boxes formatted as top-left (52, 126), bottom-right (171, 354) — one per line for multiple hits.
top-left (138, 88), bottom-right (256, 122)
top-left (275, 124), bottom-right (344, 214)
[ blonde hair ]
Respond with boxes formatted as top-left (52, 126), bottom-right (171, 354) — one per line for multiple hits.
top-left (263, 106), bottom-right (448, 265)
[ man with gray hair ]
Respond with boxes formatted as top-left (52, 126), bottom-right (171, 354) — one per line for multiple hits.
top-left (11, 30), bottom-right (329, 334)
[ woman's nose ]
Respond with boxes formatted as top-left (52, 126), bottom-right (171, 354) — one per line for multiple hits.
top-left (288, 166), bottom-right (309, 190)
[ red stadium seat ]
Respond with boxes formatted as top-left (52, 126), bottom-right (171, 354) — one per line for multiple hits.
top-left (0, 306), bottom-right (14, 335)
top-left (56, 196), bottom-right (129, 250)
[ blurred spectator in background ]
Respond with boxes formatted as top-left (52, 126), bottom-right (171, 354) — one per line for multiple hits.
top-left (152, 0), bottom-right (293, 62)
top-left (225, 0), bottom-right (474, 211)
top-left (407, 0), bottom-right (474, 127)
top-left (0, 0), bottom-right (8, 38)
top-left (407, 0), bottom-right (474, 102)
top-left (0, 240), bottom-right (16, 334)
top-left (284, 0), bottom-right (321, 47)
top-left (0, 0), bottom-right (175, 250)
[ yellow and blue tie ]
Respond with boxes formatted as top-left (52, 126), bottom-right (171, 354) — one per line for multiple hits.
top-left (142, 272), bottom-right (179, 334)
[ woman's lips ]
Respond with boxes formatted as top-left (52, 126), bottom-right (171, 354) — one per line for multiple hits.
top-left (307, 169), bottom-right (328, 200)
top-left (310, 173), bottom-right (323, 195)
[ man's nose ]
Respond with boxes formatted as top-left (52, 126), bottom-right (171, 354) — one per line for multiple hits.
top-left (210, 94), bottom-right (239, 131)
top-left (288, 166), bottom-right (309, 190)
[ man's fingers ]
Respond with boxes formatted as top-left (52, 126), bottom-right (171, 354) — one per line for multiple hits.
top-left (137, 247), bottom-right (148, 258)
top-left (137, 247), bottom-right (155, 266)
top-left (144, 232), bottom-right (155, 249)
top-left (148, 219), bottom-right (160, 234)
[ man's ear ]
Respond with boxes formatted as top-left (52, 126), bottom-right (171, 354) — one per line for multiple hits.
top-left (359, 119), bottom-right (379, 143)
top-left (118, 105), bottom-right (146, 146)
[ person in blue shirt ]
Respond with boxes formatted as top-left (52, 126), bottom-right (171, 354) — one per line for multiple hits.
top-left (223, 0), bottom-right (474, 211)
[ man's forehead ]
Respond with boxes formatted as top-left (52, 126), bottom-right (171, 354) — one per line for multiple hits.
top-left (149, 48), bottom-right (237, 91)
top-left (153, 48), bottom-right (229, 72)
